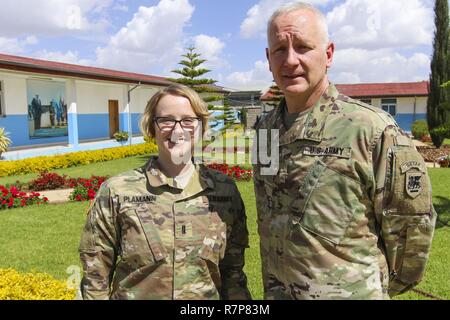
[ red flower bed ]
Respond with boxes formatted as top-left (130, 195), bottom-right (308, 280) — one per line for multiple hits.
top-left (206, 163), bottom-right (253, 181)
top-left (202, 146), bottom-right (250, 153)
top-left (68, 176), bottom-right (107, 202)
top-left (0, 185), bottom-right (48, 210)
top-left (29, 171), bottom-right (68, 191)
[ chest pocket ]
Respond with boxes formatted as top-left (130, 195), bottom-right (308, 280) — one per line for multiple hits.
top-left (120, 204), bottom-right (168, 268)
top-left (290, 159), bottom-right (363, 245)
top-left (197, 202), bottom-right (227, 266)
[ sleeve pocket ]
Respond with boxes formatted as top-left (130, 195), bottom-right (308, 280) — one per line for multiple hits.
top-left (397, 223), bottom-right (434, 284)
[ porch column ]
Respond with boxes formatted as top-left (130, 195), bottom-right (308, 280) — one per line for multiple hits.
top-left (66, 79), bottom-right (79, 146)
top-left (121, 85), bottom-right (132, 144)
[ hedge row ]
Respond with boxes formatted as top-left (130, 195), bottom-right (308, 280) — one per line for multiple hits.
top-left (0, 142), bottom-right (158, 177)
top-left (0, 268), bottom-right (76, 300)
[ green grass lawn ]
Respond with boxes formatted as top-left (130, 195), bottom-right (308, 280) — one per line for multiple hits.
top-left (0, 157), bottom-right (448, 300)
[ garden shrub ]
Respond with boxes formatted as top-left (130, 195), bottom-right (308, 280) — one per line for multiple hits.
top-left (0, 185), bottom-right (48, 210)
top-left (68, 175), bottom-right (107, 201)
top-left (113, 131), bottom-right (129, 142)
top-left (29, 171), bottom-right (68, 191)
top-left (0, 268), bottom-right (76, 300)
top-left (0, 142), bottom-right (157, 177)
top-left (411, 120), bottom-right (429, 140)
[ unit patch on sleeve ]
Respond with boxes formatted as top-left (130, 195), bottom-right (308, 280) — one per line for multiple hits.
top-left (406, 172), bottom-right (423, 198)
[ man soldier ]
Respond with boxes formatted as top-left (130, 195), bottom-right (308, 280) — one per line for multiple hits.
top-left (31, 94), bottom-right (42, 130)
top-left (252, 2), bottom-right (436, 300)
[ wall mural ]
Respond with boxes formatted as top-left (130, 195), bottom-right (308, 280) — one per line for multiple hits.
top-left (27, 79), bottom-right (68, 138)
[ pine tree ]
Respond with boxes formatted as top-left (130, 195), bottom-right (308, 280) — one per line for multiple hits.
top-left (169, 47), bottom-right (235, 131)
top-left (427, 0), bottom-right (450, 148)
top-left (264, 83), bottom-right (284, 111)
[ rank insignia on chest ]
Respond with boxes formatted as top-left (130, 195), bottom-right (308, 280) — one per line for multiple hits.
top-left (406, 172), bottom-right (423, 198)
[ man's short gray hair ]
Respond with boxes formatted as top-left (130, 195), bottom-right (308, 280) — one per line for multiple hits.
top-left (267, 1), bottom-right (329, 47)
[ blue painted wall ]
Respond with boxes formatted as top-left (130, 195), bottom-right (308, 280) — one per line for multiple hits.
top-left (0, 115), bottom-right (67, 147)
top-left (119, 113), bottom-right (142, 135)
top-left (395, 113), bottom-right (427, 132)
top-left (77, 114), bottom-right (110, 140)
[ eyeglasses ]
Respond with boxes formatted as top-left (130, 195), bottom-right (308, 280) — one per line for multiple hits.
top-left (153, 117), bottom-right (200, 132)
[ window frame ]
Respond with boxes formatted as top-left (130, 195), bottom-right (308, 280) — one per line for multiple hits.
top-left (381, 98), bottom-right (397, 116)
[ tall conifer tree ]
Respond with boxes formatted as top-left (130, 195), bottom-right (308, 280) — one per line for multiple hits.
top-left (170, 47), bottom-right (235, 130)
top-left (427, 0), bottom-right (450, 147)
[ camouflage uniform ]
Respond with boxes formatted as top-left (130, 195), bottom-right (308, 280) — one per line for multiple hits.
top-left (253, 84), bottom-right (436, 300)
top-left (79, 157), bottom-right (251, 300)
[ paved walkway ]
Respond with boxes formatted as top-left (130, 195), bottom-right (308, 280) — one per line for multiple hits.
top-left (39, 188), bottom-right (73, 203)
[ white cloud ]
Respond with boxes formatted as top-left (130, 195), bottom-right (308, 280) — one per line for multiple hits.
top-left (33, 50), bottom-right (92, 66)
top-left (0, 0), bottom-right (112, 37)
top-left (240, 0), bottom-right (333, 39)
top-left (223, 60), bottom-right (273, 90)
top-left (330, 48), bottom-right (430, 84)
top-left (327, 0), bottom-right (433, 50)
top-left (95, 0), bottom-right (194, 75)
top-left (0, 36), bottom-right (38, 55)
top-left (192, 35), bottom-right (227, 69)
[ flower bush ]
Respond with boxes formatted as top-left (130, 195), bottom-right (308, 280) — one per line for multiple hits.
top-left (0, 185), bottom-right (48, 210)
top-left (113, 131), bottom-right (129, 142)
top-left (69, 175), bottom-right (107, 201)
top-left (29, 171), bottom-right (68, 191)
top-left (438, 155), bottom-right (450, 168)
top-left (0, 268), bottom-right (76, 300)
top-left (0, 127), bottom-right (12, 158)
top-left (206, 163), bottom-right (253, 181)
top-left (0, 141), bottom-right (158, 177)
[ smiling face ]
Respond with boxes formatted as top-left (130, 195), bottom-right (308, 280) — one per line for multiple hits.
top-left (153, 94), bottom-right (200, 165)
top-left (266, 9), bottom-right (334, 103)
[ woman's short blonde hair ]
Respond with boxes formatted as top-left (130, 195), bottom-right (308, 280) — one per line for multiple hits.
top-left (140, 84), bottom-right (210, 138)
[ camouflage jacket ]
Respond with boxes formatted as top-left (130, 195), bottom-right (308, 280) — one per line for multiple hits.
top-left (79, 157), bottom-right (251, 300)
top-left (253, 84), bottom-right (436, 300)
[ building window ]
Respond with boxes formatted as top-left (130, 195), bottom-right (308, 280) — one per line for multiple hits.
top-left (360, 99), bottom-right (372, 105)
top-left (381, 98), bottom-right (397, 116)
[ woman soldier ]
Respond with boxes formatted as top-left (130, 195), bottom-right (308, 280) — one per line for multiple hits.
top-left (79, 84), bottom-right (251, 300)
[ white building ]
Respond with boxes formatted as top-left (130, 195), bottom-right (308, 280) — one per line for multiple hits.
top-left (261, 82), bottom-right (429, 133)
top-left (0, 53), bottom-right (173, 158)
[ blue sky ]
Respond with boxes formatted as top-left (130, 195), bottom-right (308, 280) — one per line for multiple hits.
top-left (0, 0), bottom-right (442, 91)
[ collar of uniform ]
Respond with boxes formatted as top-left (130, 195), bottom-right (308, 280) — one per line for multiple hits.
top-left (278, 83), bottom-right (339, 146)
top-left (301, 83), bottom-right (340, 142)
top-left (144, 157), bottom-right (168, 188)
top-left (177, 164), bottom-right (215, 201)
top-left (144, 156), bottom-right (215, 195)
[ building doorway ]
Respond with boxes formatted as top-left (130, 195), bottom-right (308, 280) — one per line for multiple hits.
top-left (108, 100), bottom-right (119, 138)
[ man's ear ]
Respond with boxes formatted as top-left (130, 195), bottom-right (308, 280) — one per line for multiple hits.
top-left (266, 48), bottom-right (272, 72)
top-left (325, 42), bottom-right (335, 69)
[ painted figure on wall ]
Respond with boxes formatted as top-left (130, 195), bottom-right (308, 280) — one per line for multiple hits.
top-left (31, 94), bottom-right (42, 130)
top-left (27, 79), bottom-right (68, 138)
top-left (51, 98), bottom-right (63, 126)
